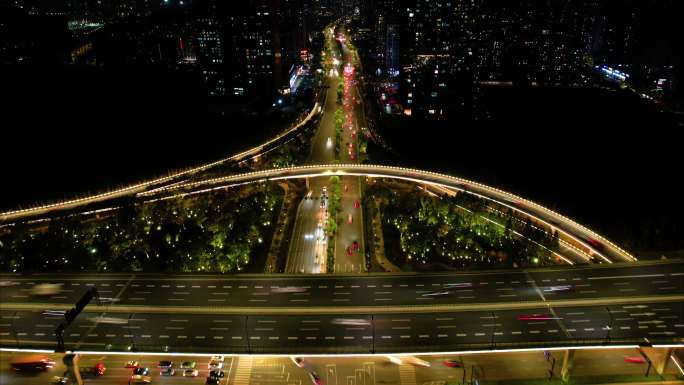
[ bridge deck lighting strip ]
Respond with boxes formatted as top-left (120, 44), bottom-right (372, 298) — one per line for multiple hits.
top-left (2, 344), bottom-right (682, 359)
top-left (2, 295), bottom-right (682, 315)
top-left (137, 165), bottom-right (634, 263)
top-left (0, 102), bottom-right (320, 222)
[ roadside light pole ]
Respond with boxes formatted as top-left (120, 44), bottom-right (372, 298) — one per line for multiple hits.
top-left (10, 311), bottom-right (19, 348)
top-left (371, 315), bottom-right (375, 353)
top-left (127, 313), bottom-right (135, 351)
top-left (245, 316), bottom-right (252, 354)
top-left (605, 307), bottom-right (614, 341)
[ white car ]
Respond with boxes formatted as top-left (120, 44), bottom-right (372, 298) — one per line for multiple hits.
top-left (272, 286), bottom-right (306, 293)
top-left (210, 355), bottom-right (225, 363)
top-left (331, 318), bottom-right (371, 326)
top-left (182, 369), bottom-right (199, 377)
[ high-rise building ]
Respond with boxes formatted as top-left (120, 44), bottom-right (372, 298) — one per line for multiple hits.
top-left (194, 16), bottom-right (225, 96)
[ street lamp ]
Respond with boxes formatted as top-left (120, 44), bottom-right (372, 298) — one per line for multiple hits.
top-left (605, 307), bottom-right (613, 342)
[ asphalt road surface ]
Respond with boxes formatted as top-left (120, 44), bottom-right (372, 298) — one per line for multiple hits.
top-left (286, 37), bottom-right (340, 274)
top-left (333, 37), bottom-right (365, 274)
top-left (1, 261), bottom-right (681, 353)
top-left (1, 261), bottom-right (681, 308)
top-left (1, 347), bottom-right (680, 385)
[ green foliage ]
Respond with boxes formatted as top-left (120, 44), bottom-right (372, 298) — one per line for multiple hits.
top-left (0, 185), bottom-right (282, 273)
top-left (369, 184), bottom-right (560, 269)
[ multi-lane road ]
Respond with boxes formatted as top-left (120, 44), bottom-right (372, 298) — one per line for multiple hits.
top-left (4, 347), bottom-right (678, 385)
top-left (287, 27), bottom-right (365, 274)
top-left (1, 260), bottom-right (682, 354)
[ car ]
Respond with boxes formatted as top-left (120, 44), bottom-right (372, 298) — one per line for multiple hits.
top-left (158, 361), bottom-right (173, 369)
top-left (51, 376), bottom-right (69, 385)
top-left (308, 371), bottom-right (323, 385)
top-left (442, 359), bottom-right (464, 368)
top-left (332, 318), bottom-right (370, 326)
top-left (133, 367), bottom-right (150, 376)
top-left (543, 285), bottom-right (573, 293)
top-left (80, 362), bottom-right (106, 376)
top-left (31, 283), bottom-right (61, 296)
top-left (624, 356), bottom-right (646, 364)
top-left (586, 238), bottom-right (603, 249)
top-left (422, 290), bottom-right (452, 297)
top-left (125, 361), bottom-right (139, 369)
top-left (272, 286), bottom-right (306, 293)
top-left (180, 361), bottom-right (196, 369)
top-left (208, 360), bottom-right (223, 370)
top-left (290, 357), bottom-right (305, 368)
top-left (402, 356), bottom-right (431, 367)
top-left (160, 368), bottom-right (175, 376)
top-left (0, 280), bottom-right (18, 287)
top-left (445, 282), bottom-right (473, 289)
top-left (205, 377), bottom-right (220, 385)
top-left (210, 355), bottom-right (225, 363)
top-left (322, 186), bottom-right (327, 195)
top-left (128, 375), bottom-right (152, 384)
top-left (183, 369), bottom-right (199, 377)
top-left (353, 200), bottom-right (360, 208)
top-left (348, 214), bottom-right (353, 224)
top-left (386, 356), bottom-right (403, 365)
top-left (517, 313), bottom-right (557, 321)
top-left (352, 241), bottom-right (359, 250)
top-left (209, 370), bottom-right (225, 378)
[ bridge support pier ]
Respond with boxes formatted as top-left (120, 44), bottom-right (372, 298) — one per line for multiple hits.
top-left (63, 353), bottom-right (84, 385)
top-left (641, 347), bottom-right (674, 375)
top-left (656, 348), bottom-right (674, 375)
top-left (560, 349), bottom-right (575, 383)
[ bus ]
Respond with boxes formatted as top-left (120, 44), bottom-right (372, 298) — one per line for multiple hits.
top-left (10, 355), bottom-right (56, 371)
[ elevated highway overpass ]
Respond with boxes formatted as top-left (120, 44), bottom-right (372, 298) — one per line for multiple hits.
top-left (1, 260), bottom-right (681, 355)
top-left (1, 164), bottom-right (637, 265)
top-left (136, 164), bottom-right (636, 264)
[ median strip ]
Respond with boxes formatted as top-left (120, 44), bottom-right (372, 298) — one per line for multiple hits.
top-left (2, 295), bottom-right (682, 315)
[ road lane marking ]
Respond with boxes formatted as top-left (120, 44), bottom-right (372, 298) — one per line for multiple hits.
top-left (588, 274), bottom-right (664, 280)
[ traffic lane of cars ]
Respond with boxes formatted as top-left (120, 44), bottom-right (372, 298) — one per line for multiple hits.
top-left (0, 351), bottom-right (232, 385)
top-left (6, 302), bottom-right (682, 355)
top-left (0, 262), bottom-right (681, 310)
top-left (528, 262), bottom-right (684, 300)
top-left (0, 273), bottom-right (545, 307)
